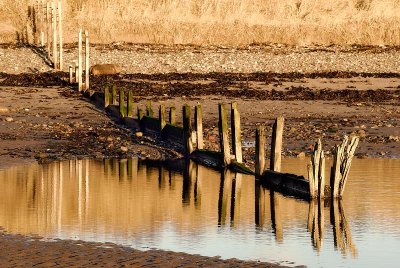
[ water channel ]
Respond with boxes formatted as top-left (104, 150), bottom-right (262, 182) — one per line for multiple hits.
top-left (0, 158), bottom-right (399, 267)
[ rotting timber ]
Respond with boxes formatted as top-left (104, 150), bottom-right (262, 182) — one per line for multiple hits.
top-left (85, 85), bottom-right (359, 201)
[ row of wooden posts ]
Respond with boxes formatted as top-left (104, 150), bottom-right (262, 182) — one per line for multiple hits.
top-left (26, 0), bottom-right (63, 70)
top-left (98, 85), bottom-right (358, 200)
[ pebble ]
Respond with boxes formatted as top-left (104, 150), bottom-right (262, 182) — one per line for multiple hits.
top-left (120, 146), bottom-right (128, 152)
top-left (5, 117), bottom-right (13, 122)
top-left (135, 132), bottom-right (143, 137)
top-left (0, 107), bottom-right (9, 113)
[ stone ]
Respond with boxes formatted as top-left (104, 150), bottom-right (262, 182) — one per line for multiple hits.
top-left (0, 107), bottom-right (9, 113)
top-left (297, 152), bottom-right (306, 158)
top-left (120, 146), bottom-right (128, 152)
top-left (5, 117), bottom-right (13, 122)
top-left (135, 132), bottom-right (143, 137)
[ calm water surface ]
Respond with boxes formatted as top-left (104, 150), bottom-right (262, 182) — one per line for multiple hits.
top-left (0, 158), bottom-right (399, 267)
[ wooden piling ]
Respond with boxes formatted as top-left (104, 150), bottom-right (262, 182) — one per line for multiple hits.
top-left (112, 85), bottom-right (117, 105)
top-left (69, 65), bottom-right (73, 84)
top-left (46, 2), bottom-right (50, 55)
top-left (58, 0), bottom-right (63, 70)
top-left (146, 101), bottom-right (153, 117)
top-left (119, 89), bottom-right (125, 117)
top-left (137, 108), bottom-right (144, 120)
top-left (319, 151), bottom-right (325, 199)
top-left (331, 145), bottom-right (342, 198)
top-left (127, 90), bottom-right (133, 117)
top-left (339, 136), bottom-right (359, 197)
top-left (51, 1), bottom-right (58, 69)
top-left (41, 0), bottom-right (44, 46)
top-left (255, 126), bottom-right (266, 175)
top-left (308, 161), bottom-right (316, 198)
top-left (231, 102), bottom-right (242, 163)
top-left (270, 117), bottom-right (284, 172)
top-left (218, 103), bottom-right (231, 166)
top-left (195, 104), bottom-right (204, 150)
top-left (159, 104), bottom-right (166, 130)
top-left (183, 105), bottom-right (193, 155)
top-left (104, 85), bottom-right (110, 107)
top-left (169, 106), bottom-right (176, 125)
top-left (84, 30), bottom-right (89, 90)
top-left (78, 29), bottom-right (83, 91)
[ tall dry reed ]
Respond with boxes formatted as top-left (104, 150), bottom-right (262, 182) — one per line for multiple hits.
top-left (1, 0), bottom-right (400, 45)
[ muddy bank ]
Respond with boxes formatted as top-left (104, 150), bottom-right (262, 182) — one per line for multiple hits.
top-left (0, 231), bottom-right (283, 267)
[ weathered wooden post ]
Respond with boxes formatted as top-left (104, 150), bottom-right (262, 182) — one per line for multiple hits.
top-left (308, 162), bottom-right (316, 198)
top-left (146, 101), bottom-right (153, 117)
top-left (58, 0), bottom-right (63, 70)
top-left (137, 108), bottom-right (144, 120)
top-left (319, 151), bottom-right (326, 199)
top-left (78, 29), bottom-right (83, 91)
top-left (255, 126), bottom-right (266, 175)
top-left (46, 2), bottom-right (50, 55)
top-left (270, 117), bottom-right (284, 172)
top-left (119, 89), bottom-right (125, 117)
top-left (195, 103), bottom-right (204, 150)
top-left (183, 104), bottom-right (193, 155)
top-left (331, 145), bottom-right (343, 199)
top-left (69, 65), bottom-right (73, 84)
top-left (159, 104), bottom-right (166, 131)
top-left (127, 90), bottom-right (133, 117)
top-left (104, 85), bottom-right (110, 108)
top-left (112, 85), bottom-right (117, 105)
top-left (41, 0), bottom-right (44, 46)
top-left (51, 0), bottom-right (58, 69)
top-left (169, 106), bottom-right (176, 125)
top-left (231, 102), bottom-right (242, 163)
top-left (218, 103), bottom-right (231, 166)
top-left (84, 30), bottom-right (89, 90)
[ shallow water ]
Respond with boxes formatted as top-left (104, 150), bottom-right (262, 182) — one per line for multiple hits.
top-left (0, 158), bottom-right (399, 267)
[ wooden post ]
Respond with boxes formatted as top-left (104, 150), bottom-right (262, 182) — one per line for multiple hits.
top-left (231, 102), bottom-right (242, 163)
top-left (255, 126), bottom-right (266, 175)
top-left (146, 101), bottom-right (153, 117)
top-left (311, 139), bottom-right (322, 197)
top-left (104, 85), bottom-right (110, 107)
top-left (169, 106), bottom-right (176, 125)
top-left (74, 65), bottom-right (78, 85)
top-left (308, 161), bottom-right (316, 198)
top-left (78, 29), bottom-right (83, 91)
top-left (84, 30), bottom-right (89, 90)
top-left (319, 151), bottom-right (325, 199)
top-left (218, 103), bottom-right (231, 166)
top-left (270, 116), bottom-right (284, 172)
top-left (119, 89), bottom-right (125, 117)
top-left (331, 145), bottom-right (342, 198)
top-left (46, 2), bottom-right (50, 55)
top-left (51, 0), bottom-right (58, 69)
top-left (127, 90), bottom-right (133, 117)
top-left (112, 85), bottom-right (117, 105)
top-left (69, 65), bottom-right (73, 84)
top-left (339, 136), bottom-right (359, 197)
top-left (137, 108), bottom-right (144, 120)
top-left (41, 0), bottom-right (44, 46)
top-left (183, 104), bottom-right (193, 155)
top-left (195, 103), bottom-right (204, 150)
top-left (58, 0), bottom-right (63, 70)
top-left (159, 104), bottom-right (166, 131)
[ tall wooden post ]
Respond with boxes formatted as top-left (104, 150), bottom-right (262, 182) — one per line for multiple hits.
top-left (119, 89), bottom-right (125, 117)
top-left (51, 0), bottom-right (58, 69)
top-left (112, 85), bottom-right (117, 105)
top-left (231, 102), bottom-right (242, 163)
top-left (78, 29), bottom-right (83, 91)
top-left (255, 126), bottom-right (266, 175)
top-left (69, 65), bottom-right (73, 84)
top-left (159, 104), bottom-right (166, 131)
top-left (46, 2), bottom-right (50, 55)
top-left (270, 117), bottom-right (284, 172)
top-left (319, 151), bottom-right (326, 199)
top-left (127, 90), bottom-right (133, 117)
top-left (218, 103), bottom-right (231, 166)
top-left (146, 101), bottom-right (153, 117)
top-left (58, 0), bottom-right (63, 70)
top-left (195, 104), bottom-right (204, 150)
top-left (104, 85), bottom-right (110, 108)
top-left (183, 105), bottom-right (193, 156)
top-left (137, 108), bottom-right (144, 120)
top-left (331, 145), bottom-right (342, 199)
top-left (169, 106), bottom-right (176, 125)
top-left (84, 30), bottom-right (89, 90)
top-left (41, 0), bottom-right (44, 46)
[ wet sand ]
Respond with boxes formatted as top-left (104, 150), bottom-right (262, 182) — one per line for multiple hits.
top-left (0, 231), bottom-right (283, 267)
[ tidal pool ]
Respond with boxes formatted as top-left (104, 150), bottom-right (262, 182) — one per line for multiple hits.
top-left (0, 158), bottom-right (399, 267)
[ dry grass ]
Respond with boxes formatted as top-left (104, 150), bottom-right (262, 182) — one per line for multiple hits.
top-left (1, 0), bottom-right (400, 45)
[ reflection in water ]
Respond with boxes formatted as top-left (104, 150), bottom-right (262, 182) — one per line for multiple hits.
top-left (0, 158), bottom-right (399, 267)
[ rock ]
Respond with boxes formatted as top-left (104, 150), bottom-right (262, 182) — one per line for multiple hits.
top-left (389, 135), bottom-right (399, 142)
top-left (135, 132), bottom-right (143, 137)
top-left (5, 117), bottom-right (13, 122)
top-left (297, 152), bottom-right (306, 158)
top-left (120, 146), bottom-right (128, 152)
top-left (0, 107), bottom-right (9, 113)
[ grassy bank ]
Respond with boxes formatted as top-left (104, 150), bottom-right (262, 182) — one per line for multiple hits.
top-left (1, 0), bottom-right (400, 45)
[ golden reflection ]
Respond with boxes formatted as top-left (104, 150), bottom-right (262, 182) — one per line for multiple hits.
top-left (307, 199), bottom-right (325, 251)
top-left (331, 200), bottom-right (357, 258)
